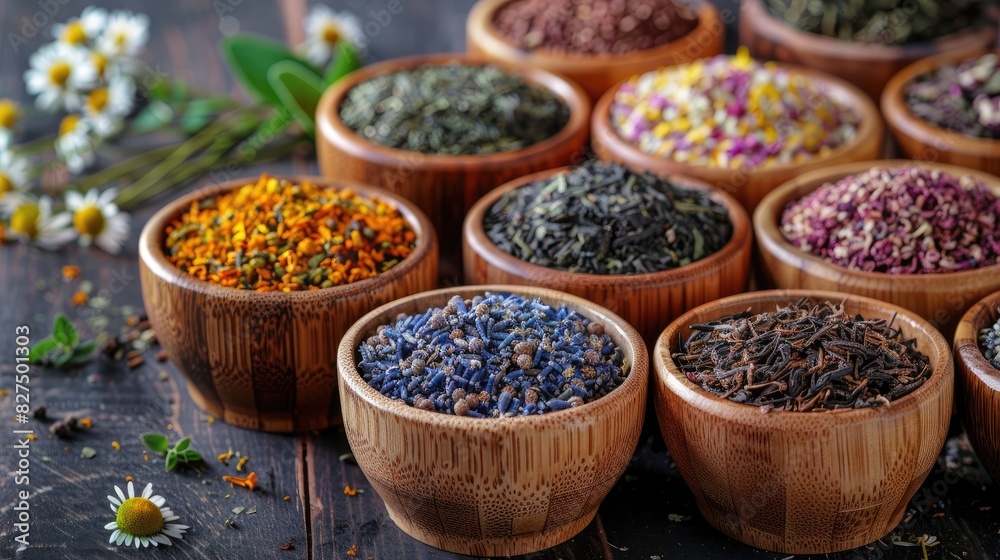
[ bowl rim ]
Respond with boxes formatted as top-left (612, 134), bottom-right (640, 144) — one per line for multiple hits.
top-left (462, 163), bottom-right (752, 284)
top-left (753, 159), bottom-right (1000, 284)
top-left (741, 0), bottom-right (1000, 61)
top-left (138, 175), bottom-right (437, 301)
top-left (315, 52), bottom-right (591, 170)
top-left (881, 48), bottom-right (1000, 156)
top-left (955, 289), bottom-right (1000, 382)
top-left (467, 0), bottom-right (721, 65)
top-left (654, 288), bottom-right (953, 422)
top-left (336, 284), bottom-right (649, 430)
top-left (590, 56), bottom-right (882, 180)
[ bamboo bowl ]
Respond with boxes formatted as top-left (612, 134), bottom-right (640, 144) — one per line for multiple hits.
top-left (654, 290), bottom-right (954, 554)
top-left (590, 63), bottom-right (883, 214)
top-left (754, 159), bottom-right (1000, 338)
top-left (882, 49), bottom-right (1000, 176)
top-left (337, 285), bottom-right (648, 556)
top-left (466, 0), bottom-right (724, 102)
top-left (316, 54), bottom-right (591, 278)
top-left (739, 0), bottom-right (998, 100)
top-left (462, 166), bottom-right (752, 344)
top-left (138, 176), bottom-right (439, 433)
top-left (954, 290), bottom-right (1000, 481)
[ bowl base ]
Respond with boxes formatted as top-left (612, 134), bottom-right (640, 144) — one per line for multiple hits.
top-left (384, 503), bottom-right (598, 556)
top-left (185, 381), bottom-right (332, 433)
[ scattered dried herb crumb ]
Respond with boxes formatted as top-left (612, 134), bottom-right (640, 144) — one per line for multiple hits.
top-left (283, 495), bottom-right (290, 501)
top-left (32, 406), bottom-right (47, 420)
top-left (280, 541), bottom-right (295, 551)
top-left (232, 506), bottom-right (245, 515)
top-left (78, 417), bottom-right (93, 429)
top-left (236, 455), bottom-right (249, 472)
top-left (71, 291), bottom-right (89, 306)
top-left (223, 471), bottom-right (258, 491)
top-left (62, 265), bottom-right (80, 280)
top-left (111, 441), bottom-right (120, 451)
top-left (246, 507), bottom-right (256, 515)
top-left (218, 448), bottom-right (234, 465)
top-left (347, 544), bottom-right (357, 557)
top-left (343, 485), bottom-right (357, 496)
top-left (81, 447), bottom-right (97, 459)
top-left (224, 517), bottom-right (237, 529)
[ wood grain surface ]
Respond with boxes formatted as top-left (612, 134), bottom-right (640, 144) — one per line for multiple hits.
top-left (955, 290), bottom-right (1000, 482)
top-left (2, 2), bottom-right (1000, 560)
top-left (655, 290), bottom-right (954, 554)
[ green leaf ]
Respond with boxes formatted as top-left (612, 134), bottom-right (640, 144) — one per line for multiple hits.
top-left (52, 315), bottom-right (78, 347)
top-left (325, 42), bottom-right (363, 86)
top-left (130, 101), bottom-right (174, 133)
top-left (267, 60), bottom-right (326, 136)
top-left (27, 338), bottom-right (58, 364)
top-left (179, 98), bottom-right (233, 135)
top-left (70, 341), bottom-right (97, 363)
top-left (53, 350), bottom-right (74, 369)
top-left (180, 449), bottom-right (202, 463)
top-left (141, 433), bottom-right (170, 454)
top-left (221, 34), bottom-right (320, 107)
top-left (165, 450), bottom-right (178, 472)
top-left (175, 437), bottom-right (191, 452)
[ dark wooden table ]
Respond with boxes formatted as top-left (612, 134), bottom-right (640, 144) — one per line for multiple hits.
top-left (1, 2), bottom-right (998, 559)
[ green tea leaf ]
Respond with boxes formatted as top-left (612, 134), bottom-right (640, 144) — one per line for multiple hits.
top-left (165, 450), bottom-right (178, 472)
top-left (71, 341), bottom-right (97, 362)
top-left (175, 437), bottom-right (190, 452)
top-left (267, 60), bottom-right (326, 136)
top-left (180, 449), bottom-right (202, 463)
top-left (52, 315), bottom-right (78, 347)
top-left (53, 350), bottom-right (74, 369)
top-left (222, 35), bottom-right (320, 107)
top-left (27, 338), bottom-right (58, 364)
top-left (141, 433), bottom-right (170, 454)
top-left (325, 42), bottom-right (363, 86)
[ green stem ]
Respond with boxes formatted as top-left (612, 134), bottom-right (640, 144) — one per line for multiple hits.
top-left (17, 132), bottom-right (56, 155)
top-left (68, 141), bottom-right (188, 193)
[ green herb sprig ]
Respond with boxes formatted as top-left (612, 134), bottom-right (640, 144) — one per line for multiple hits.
top-left (141, 433), bottom-right (203, 472)
top-left (27, 314), bottom-right (96, 369)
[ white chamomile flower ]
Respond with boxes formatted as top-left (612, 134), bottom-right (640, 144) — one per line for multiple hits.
top-left (0, 150), bottom-right (30, 202)
top-left (83, 77), bottom-right (136, 137)
top-left (66, 187), bottom-right (130, 254)
top-left (52, 6), bottom-right (108, 46)
top-left (56, 114), bottom-right (98, 174)
top-left (24, 43), bottom-right (98, 112)
top-left (0, 99), bottom-right (21, 149)
top-left (97, 11), bottom-right (150, 59)
top-left (2, 195), bottom-right (76, 250)
top-left (105, 481), bottom-right (189, 548)
top-left (304, 5), bottom-right (364, 67)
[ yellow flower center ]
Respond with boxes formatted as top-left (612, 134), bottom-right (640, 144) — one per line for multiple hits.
top-left (62, 21), bottom-right (87, 44)
top-left (92, 53), bottom-right (107, 77)
top-left (10, 204), bottom-right (40, 238)
top-left (322, 25), bottom-right (341, 45)
top-left (0, 172), bottom-right (11, 195)
top-left (114, 31), bottom-right (128, 48)
top-left (0, 99), bottom-right (19, 130)
top-left (48, 62), bottom-right (72, 87)
top-left (115, 497), bottom-right (164, 537)
top-left (87, 88), bottom-right (109, 113)
top-left (73, 205), bottom-right (105, 236)
top-left (59, 114), bottom-right (81, 137)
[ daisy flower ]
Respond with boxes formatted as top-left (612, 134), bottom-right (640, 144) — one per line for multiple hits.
top-left (97, 11), bottom-right (150, 59)
top-left (56, 114), bottom-right (97, 174)
top-left (0, 99), bottom-right (21, 149)
top-left (105, 481), bottom-right (189, 548)
top-left (52, 6), bottom-right (108, 46)
top-left (83, 77), bottom-right (136, 137)
top-left (24, 43), bottom-right (97, 112)
top-left (2, 195), bottom-right (76, 250)
top-left (0, 150), bottom-right (30, 202)
top-left (304, 5), bottom-right (364, 67)
top-left (66, 187), bottom-right (131, 254)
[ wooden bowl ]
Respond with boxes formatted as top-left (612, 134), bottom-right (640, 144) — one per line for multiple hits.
top-left (462, 166), bottom-right (752, 344)
top-left (739, 0), bottom-right (998, 100)
top-left (882, 49), bottom-right (1000, 176)
top-left (466, 0), bottom-right (724, 103)
top-left (138, 176), bottom-right (439, 433)
top-left (337, 285), bottom-right (648, 555)
top-left (316, 54), bottom-right (591, 278)
top-left (590, 62), bottom-right (883, 214)
top-left (954, 290), bottom-right (1000, 481)
top-left (654, 289), bottom-right (954, 554)
top-left (754, 159), bottom-right (1000, 338)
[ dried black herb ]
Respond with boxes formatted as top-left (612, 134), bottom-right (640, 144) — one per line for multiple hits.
top-left (673, 298), bottom-right (932, 412)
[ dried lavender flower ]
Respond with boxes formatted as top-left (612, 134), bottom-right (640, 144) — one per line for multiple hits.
top-left (905, 53), bottom-right (1000, 140)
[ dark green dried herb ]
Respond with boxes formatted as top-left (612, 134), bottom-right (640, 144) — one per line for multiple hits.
top-left (484, 161), bottom-right (731, 274)
top-left (339, 63), bottom-right (569, 155)
top-left (765, 0), bottom-right (987, 44)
